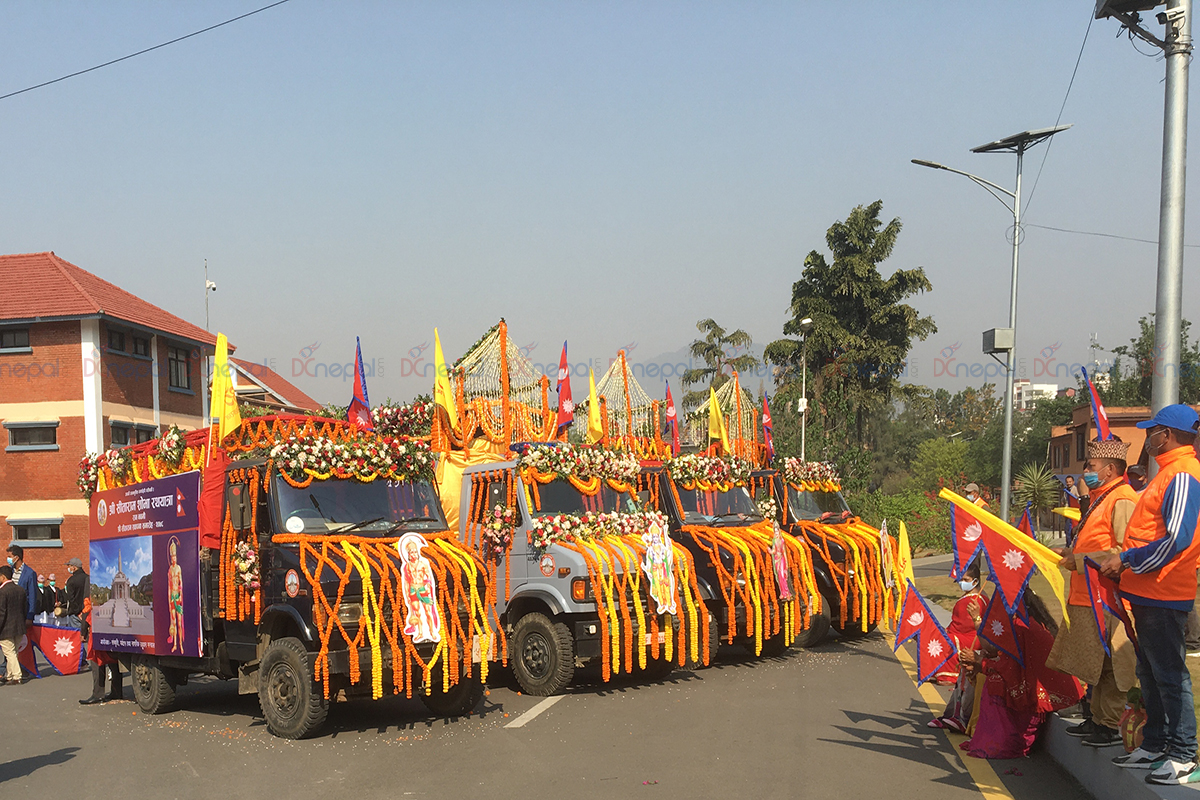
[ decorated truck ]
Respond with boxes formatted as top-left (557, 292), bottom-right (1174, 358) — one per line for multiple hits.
top-left (754, 458), bottom-right (887, 641)
top-left (79, 415), bottom-right (493, 739)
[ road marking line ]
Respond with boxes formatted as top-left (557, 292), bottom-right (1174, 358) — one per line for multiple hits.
top-left (504, 695), bottom-right (564, 728)
top-left (890, 635), bottom-right (1014, 800)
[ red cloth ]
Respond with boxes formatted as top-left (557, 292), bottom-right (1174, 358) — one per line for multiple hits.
top-left (935, 591), bottom-right (986, 684)
top-left (198, 444), bottom-right (230, 549)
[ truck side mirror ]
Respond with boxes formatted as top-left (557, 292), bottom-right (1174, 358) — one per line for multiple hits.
top-left (226, 482), bottom-right (252, 530)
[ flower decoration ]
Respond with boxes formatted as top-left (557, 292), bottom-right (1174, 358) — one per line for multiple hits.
top-left (77, 452), bottom-right (102, 501)
top-left (264, 432), bottom-right (435, 486)
top-left (528, 510), bottom-right (670, 550)
top-left (372, 399), bottom-right (434, 438)
top-left (755, 493), bottom-right (778, 522)
top-left (781, 458), bottom-right (841, 490)
top-left (517, 443), bottom-right (639, 486)
top-left (156, 424), bottom-right (186, 467)
top-left (665, 454), bottom-right (752, 488)
top-left (233, 539), bottom-right (261, 590)
top-left (482, 503), bottom-right (517, 562)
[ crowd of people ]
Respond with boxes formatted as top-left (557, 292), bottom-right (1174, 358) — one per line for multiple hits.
top-left (932, 403), bottom-right (1200, 786)
top-left (0, 543), bottom-right (121, 703)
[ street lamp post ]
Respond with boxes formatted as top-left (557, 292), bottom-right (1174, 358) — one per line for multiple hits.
top-left (799, 317), bottom-right (813, 462)
top-left (913, 125), bottom-right (1070, 517)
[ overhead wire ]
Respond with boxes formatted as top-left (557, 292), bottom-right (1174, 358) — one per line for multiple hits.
top-left (1025, 222), bottom-right (1200, 248)
top-left (0, 0), bottom-right (294, 102)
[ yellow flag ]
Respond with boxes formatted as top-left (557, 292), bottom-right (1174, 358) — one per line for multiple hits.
top-left (939, 488), bottom-right (1068, 625)
top-left (587, 369), bottom-right (603, 443)
top-left (433, 328), bottom-right (459, 430)
top-left (209, 333), bottom-right (242, 443)
top-left (708, 387), bottom-right (730, 453)
top-left (896, 520), bottom-right (914, 589)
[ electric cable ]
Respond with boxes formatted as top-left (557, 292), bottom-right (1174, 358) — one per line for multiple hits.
top-left (0, 0), bottom-right (294, 102)
top-left (1025, 222), bottom-right (1200, 248)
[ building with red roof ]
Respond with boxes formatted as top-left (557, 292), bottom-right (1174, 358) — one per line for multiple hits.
top-left (0, 251), bottom-right (220, 573)
top-left (230, 357), bottom-right (322, 413)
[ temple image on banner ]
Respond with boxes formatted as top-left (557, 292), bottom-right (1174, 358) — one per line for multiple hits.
top-left (92, 542), bottom-right (154, 636)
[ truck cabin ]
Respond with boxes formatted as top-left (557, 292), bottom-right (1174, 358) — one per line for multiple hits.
top-left (784, 483), bottom-right (853, 526)
top-left (269, 471), bottom-right (449, 535)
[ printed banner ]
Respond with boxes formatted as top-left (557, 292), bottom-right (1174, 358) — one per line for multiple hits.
top-left (89, 472), bottom-right (203, 656)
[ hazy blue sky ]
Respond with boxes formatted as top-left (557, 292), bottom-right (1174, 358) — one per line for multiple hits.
top-left (2, 2), bottom-right (1194, 405)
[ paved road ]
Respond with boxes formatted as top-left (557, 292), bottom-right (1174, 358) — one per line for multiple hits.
top-left (0, 634), bottom-right (1089, 799)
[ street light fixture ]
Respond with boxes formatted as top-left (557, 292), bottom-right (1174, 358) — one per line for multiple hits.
top-left (798, 317), bottom-right (813, 462)
top-left (912, 123), bottom-right (1071, 517)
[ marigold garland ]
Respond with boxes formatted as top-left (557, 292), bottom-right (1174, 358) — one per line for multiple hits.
top-left (666, 454), bottom-right (753, 490)
top-left (781, 457), bottom-right (842, 492)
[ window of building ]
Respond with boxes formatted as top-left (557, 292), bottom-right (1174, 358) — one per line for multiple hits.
top-left (111, 425), bottom-right (129, 447)
top-left (1061, 443), bottom-right (1069, 468)
top-left (1053, 446), bottom-right (1060, 468)
top-left (133, 336), bottom-right (150, 357)
top-left (135, 427), bottom-right (155, 444)
top-left (108, 329), bottom-right (126, 352)
top-left (168, 346), bottom-right (191, 389)
top-left (1076, 431), bottom-right (1086, 462)
top-left (12, 523), bottom-right (60, 542)
top-left (112, 423), bottom-right (157, 447)
top-left (4, 421), bottom-right (59, 451)
top-left (0, 328), bottom-right (30, 351)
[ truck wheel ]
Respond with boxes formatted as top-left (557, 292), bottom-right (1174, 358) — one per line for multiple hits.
top-left (759, 632), bottom-right (790, 657)
top-left (420, 673), bottom-right (484, 717)
top-left (258, 637), bottom-right (328, 739)
top-left (131, 655), bottom-right (177, 714)
top-left (832, 615), bottom-right (878, 640)
top-left (511, 612), bottom-right (574, 696)
top-left (792, 595), bottom-right (831, 649)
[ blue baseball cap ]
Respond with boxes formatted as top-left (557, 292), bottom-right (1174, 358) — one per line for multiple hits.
top-left (1136, 404), bottom-right (1200, 433)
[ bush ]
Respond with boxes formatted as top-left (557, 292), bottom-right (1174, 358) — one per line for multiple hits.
top-left (847, 488), bottom-right (951, 555)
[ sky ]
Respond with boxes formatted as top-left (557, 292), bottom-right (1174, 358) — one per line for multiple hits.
top-left (1, 1), bottom-right (1195, 406)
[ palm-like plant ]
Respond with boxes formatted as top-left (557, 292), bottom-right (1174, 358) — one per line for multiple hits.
top-left (681, 319), bottom-right (760, 411)
top-left (1012, 462), bottom-right (1059, 541)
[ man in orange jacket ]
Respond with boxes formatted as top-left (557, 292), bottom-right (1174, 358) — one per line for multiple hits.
top-left (1101, 404), bottom-right (1200, 784)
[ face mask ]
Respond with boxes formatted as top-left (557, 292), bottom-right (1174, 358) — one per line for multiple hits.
top-left (1082, 471), bottom-right (1102, 489)
top-left (5, 557), bottom-right (11, 566)
top-left (966, 494), bottom-right (976, 502)
top-left (958, 579), bottom-right (977, 592)
top-left (49, 581), bottom-right (55, 587)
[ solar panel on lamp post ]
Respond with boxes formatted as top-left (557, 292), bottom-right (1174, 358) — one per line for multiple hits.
top-left (912, 124), bottom-right (1071, 518)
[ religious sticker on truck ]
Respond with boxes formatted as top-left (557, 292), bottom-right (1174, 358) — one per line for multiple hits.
top-left (88, 471), bottom-right (203, 657)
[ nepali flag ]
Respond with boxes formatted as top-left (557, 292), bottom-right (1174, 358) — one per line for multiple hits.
top-left (894, 580), bottom-right (956, 685)
top-left (762, 394), bottom-right (775, 462)
top-left (977, 590), bottom-right (1023, 665)
top-left (949, 506), bottom-right (986, 581)
top-left (18, 623), bottom-right (87, 678)
top-left (1015, 503), bottom-right (1034, 538)
top-left (555, 341), bottom-right (574, 431)
top-left (1082, 366), bottom-right (1112, 441)
top-left (1083, 556), bottom-right (1138, 655)
top-left (982, 524), bottom-right (1036, 617)
top-left (347, 337), bottom-right (373, 431)
top-left (664, 381), bottom-right (680, 456)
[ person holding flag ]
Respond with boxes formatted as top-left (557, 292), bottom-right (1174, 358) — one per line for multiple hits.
top-left (1045, 438), bottom-right (1138, 748)
top-left (1100, 405), bottom-right (1200, 783)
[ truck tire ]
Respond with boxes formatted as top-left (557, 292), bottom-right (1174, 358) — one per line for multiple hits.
top-left (258, 637), bottom-right (328, 739)
top-left (420, 673), bottom-right (485, 718)
top-left (832, 615), bottom-right (879, 640)
top-left (640, 651), bottom-right (676, 680)
top-left (792, 594), bottom-right (831, 649)
top-left (759, 631), bottom-right (790, 657)
top-left (511, 612), bottom-right (574, 696)
top-left (131, 654), bottom-right (177, 714)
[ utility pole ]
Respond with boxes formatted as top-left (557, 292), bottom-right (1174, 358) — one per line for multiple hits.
top-left (204, 259), bottom-right (217, 330)
top-left (1096, 0), bottom-right (1192, 413)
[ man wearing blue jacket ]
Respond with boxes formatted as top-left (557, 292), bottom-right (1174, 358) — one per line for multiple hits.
top-left (6, 545), bottom-right (38, 621)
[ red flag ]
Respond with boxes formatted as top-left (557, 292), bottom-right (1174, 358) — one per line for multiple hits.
top-left (664, 381), bottom-right (679, 456)
top-left (949, 506), bottom-right (985, 581)
top-left (555, 342), bottom-right (574, 431)
top-left (347, 337), bottom-right (373, 431)
top-left (1016, 503), bottom-right (1034, 538)
top-left (1082, 366), bottom-right (1112, 440)
top-left (894, 581), bottom-right (956, 684)
top-left (762, 395), bottom-right (775, 462)
top-left (1083, 556), bottom-right (1138, 655)
top-left (17, 632), bottom-right (39, 678)
top-left (981, 525), bottom-right (1035, 616)
top-left (29, 624), bottom-right (85, 675)
top-left (977, 591), bottom-right (1023, 664)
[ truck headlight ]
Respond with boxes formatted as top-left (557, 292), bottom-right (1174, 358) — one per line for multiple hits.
top-left (337, 603), bottom-right (363, 625)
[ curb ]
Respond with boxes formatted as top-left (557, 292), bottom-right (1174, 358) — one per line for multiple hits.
top-left (1043, 715), bottom-right (1200, 799)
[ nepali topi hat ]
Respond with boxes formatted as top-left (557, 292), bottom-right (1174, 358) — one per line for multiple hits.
top-left (1087, 438), bottom-right (1130, 461)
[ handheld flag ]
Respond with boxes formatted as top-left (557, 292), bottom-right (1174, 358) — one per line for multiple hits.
top-left (708, 387), bottom-right (730, 454)
top-left (555, 341), bottom-right (574, 431)
top-left (762, 395), bottom-right (775, 462)
top-left (895, 521), bottom-right (915, 588)
top-left (587, 369), bottom-right (603, 443)
top-left (433, 328), bottom-right (459, 430)
top-left (1016, 503), bottom-right (1034, 538)
top-left (209, 332), bottom-right (242, 452)
top-left (1083, 556), bottom-right (1138, 655)
top-left (664, 381), bottom-right (680, 456)
top-left (894, 581), bottom-right (956, 685)
top-left (949, 506), bottom-right (986, 582)
top-left (348, 337), bottom-right (373, 430)
top-left (1082, 366), bottom-right (1112, 440)
top-left (977, 590), bottom-right (1023, 665)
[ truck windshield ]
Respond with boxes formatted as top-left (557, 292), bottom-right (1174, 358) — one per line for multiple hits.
top-left (787, 486), bottom-right (852, 523)
top-left (529, 479), bottom-right (636, 516)
top-left (275, 477), bottom-right (447, 534)
top-left (673, 484), bottom-right (762, 525)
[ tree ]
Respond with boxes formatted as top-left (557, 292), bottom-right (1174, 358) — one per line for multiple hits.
top-left (765, 201), bottom-right (936, 450)
top-left (1101, 313), bottom-right (1200, 406)
top-left (1012, 462), bottom-right (1059, 539)
top-left (681, 318), bottom-right (761, 411)
top-left (908, 437), bottom-right (968, 494)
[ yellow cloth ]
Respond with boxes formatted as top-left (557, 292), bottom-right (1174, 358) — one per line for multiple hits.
top-left (1052, 507), bottom-right (1082, 523)
top-left (708, 387), bottom-right (730, 453)
top-left (587, 369), bottom-right (603, 443)
top-left (210, 332), bottom-right (241, 440)
top-left (434, 440), bottom-right (509, 534)
top-left (433, 328), bottom-right (459, 430)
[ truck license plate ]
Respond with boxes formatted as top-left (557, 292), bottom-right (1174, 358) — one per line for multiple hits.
top-left (642, 632), bottom-right (666, 645)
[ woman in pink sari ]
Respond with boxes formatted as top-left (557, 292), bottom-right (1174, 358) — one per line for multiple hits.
top-left (960, 591), bottom-right (1084, 759)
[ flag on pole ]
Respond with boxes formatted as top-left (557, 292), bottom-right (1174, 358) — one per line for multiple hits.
top-left (433, 328), bottom-right (459, 430)
top-left (891, 520), bottom-right (915, 627)
top-left (347, 337), bottom-right (373, 430)
top-left (894, 581), bottom-right (956, 685)
top-left (1015, 502), bottom-right (1034, 538)
top-left (664, 381), bottom-right (680, 456)
top-left (708, 387), bottom-right (730, 454)
top-left (587, 369), bottom-right (603, 443)
top-left (1083, 556), bottom-right (1138, 655)
top-left (209, 332), bottom-right (241, 443)
top-left (1082, 366), bottom-right (1112, 441)
top-left (555, 341), bottom-right (574, 431)
top-left (977, 591), bottom-right (1024, 665)
top-left (762, 394), bottom-right (775, 462)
